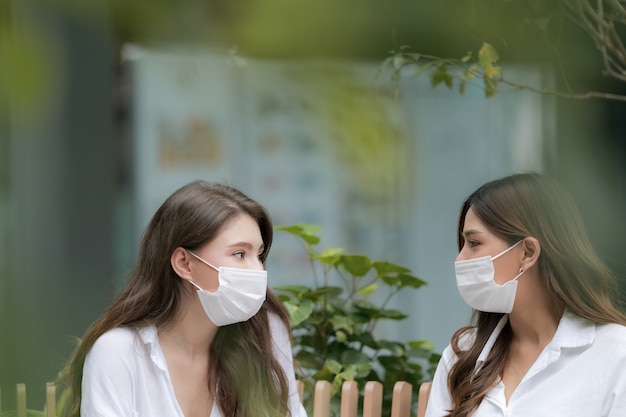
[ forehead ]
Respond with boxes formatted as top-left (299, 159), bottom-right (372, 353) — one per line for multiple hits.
top-left (462, 208), bottom-right (491, 235)
top-left (213, 213), bottom-right (263, 246)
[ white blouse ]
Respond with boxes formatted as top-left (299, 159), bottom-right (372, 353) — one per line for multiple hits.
top-left (425, 310), bottom-right (626, 417)
top-left (81, 313), bottom-right (307, 417)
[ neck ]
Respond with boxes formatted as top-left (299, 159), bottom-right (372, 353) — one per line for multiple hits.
top-left (509, 307), bottom-right (561, 347)
top-left (508, 268), bottom-right (563, 346)
top-left (158, 299), bottom-right (218, 358)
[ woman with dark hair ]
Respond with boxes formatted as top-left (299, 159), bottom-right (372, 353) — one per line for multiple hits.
top-left (62, 181), bottom-right (306, 417)
top-left (425, 173), bottom-right (626, 417)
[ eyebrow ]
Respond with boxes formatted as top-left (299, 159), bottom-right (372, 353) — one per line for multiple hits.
top-left (228, 241), bottom-right (265, 251)
top-left (462, 230), bottom-right (483, 239)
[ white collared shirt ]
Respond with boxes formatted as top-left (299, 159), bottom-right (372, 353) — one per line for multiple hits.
top-left (425, 310), bottom-right (626, 417)
top-left (81, 313), bottom-right (307, 417)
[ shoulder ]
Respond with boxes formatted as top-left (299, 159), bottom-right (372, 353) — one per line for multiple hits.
top-left (87, 326), bottom-right (153, 365)
top-left (91, 326), bottom-right (139, 352)
top-left (595, 322), bottom-right (626, 349)
top-left (268, 312), bottom-right (290, 340)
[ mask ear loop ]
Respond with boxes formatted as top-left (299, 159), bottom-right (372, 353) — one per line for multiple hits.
top-left (492, 240), bottom-right (524, 261)
top-left (187, 280), bottom-right (204, 291)
top-left (184, 250), bottom-right (219, 292)
top-left (186, 249), bottom-right (220, 271)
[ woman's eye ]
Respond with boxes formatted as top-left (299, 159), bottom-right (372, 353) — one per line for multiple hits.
top-left (468, 241), bottom-right (479, 248)
top-left (234, 252), bottom-right (245, 259)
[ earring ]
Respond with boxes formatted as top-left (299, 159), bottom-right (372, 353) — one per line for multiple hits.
top-left (519, 268), bottom-right (524, 273)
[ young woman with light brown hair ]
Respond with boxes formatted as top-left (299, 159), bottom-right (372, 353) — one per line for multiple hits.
top-left (61, 181), bottom-right (306, 417)
top-left (425, 172), bottom-right (626, 417)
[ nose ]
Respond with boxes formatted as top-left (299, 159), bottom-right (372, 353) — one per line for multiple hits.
top-left (247, 257), bottom-right (264, 270)
top-left (455, 247), bottom-right (469, 262)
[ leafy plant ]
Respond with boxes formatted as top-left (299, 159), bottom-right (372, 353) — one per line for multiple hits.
top-left (380, 43), bottom-right (503, 99)
top-left (274, 223), bottom-right (441, 416)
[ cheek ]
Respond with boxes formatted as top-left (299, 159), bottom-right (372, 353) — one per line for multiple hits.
top-left (206, 275), bottom-right (220, 292)
top-left (493, 263), bottom-right (519, 285)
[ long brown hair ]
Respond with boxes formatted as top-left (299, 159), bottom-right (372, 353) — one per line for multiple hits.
top-left (60, 181), bottom-right (292, 417)
top-left (446, 172), bottom-right (626, 417)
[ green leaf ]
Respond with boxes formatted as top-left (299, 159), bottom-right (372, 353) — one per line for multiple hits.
top-left (309, 286), bottom-right (343, 299)
top-left (407, 339), bottom-right (435, 351)
top-left (339, 255), bottom-right (372, 276)
top-left (478, 42), bottom-right (501, 80)
top-left (431, 64), bottom-right (453, 89)
top-left (463, 63), bottom-right (479, 81)
top-left (284, 299), bottom-right (314, 327)
top-left (357, 283), bottom-right (379, 296)
top-left (484, 77), bottom-right (498, 97)
top-left (295, 350), bottom-right (324, 370)
top-left (316, 247), bottom-right (344, 265)
top-left (329, 314), bottom-right (355, 333)
top-left (273, 284), bottom-right (310, 296)
top-left (380, 273), bottom-right (426, 289)
top-left (378, 340), bottom-right (406, 357)
top-left (376, 308), bottom-right (408, 320)
top-left (335, 329), bottom-right (347, 343)
top-left (275, 223), bottom-right (321, 245)
top-left (397, 273), bottom-right (427, 288)
top-left (373, 261), bottom-right (411, 275)
top-left (341, 350), bottom-right (372, 369)
top-left (325, 359), bottom-right (343, 374)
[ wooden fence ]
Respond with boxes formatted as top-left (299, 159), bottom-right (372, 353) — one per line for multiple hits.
top-left (1, 380), bottom-right (432, 417)
top-left (0, 382), bottom-right (57, 417)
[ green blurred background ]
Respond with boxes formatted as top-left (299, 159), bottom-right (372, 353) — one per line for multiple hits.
top-left (1, 0), bottom-right (624, 410)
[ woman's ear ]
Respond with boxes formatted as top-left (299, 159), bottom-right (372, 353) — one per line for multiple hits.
top-left (171, 247), bottom-right (194, 282)
top-left (521, 237), bottom-right (541, 271)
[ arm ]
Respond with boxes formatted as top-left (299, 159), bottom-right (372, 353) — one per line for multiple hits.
top-left (81, 328), bottom-right (138, 417)
top-left (424, 344), bottom-right (455, 417)
top-left (269, 313), bottom-right (308, 417)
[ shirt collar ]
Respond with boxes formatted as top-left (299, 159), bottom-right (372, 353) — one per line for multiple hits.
top-left (474, 310), bottom-right (596, 372)
top-left (549, 309), bottom-right (595, 349)
top-left (475, 314), bottom-right (509, 373)
top-left (138, 325), bottom-right (169, 371)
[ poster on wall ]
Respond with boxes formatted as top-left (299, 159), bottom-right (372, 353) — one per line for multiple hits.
top-left (128, 45), bottom-right (240, 242)
top-left (128, 46), bottom-right (412, 285)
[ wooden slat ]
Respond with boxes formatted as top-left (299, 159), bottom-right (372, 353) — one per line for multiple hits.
top-left (296, 380), bottom-right (304, 402)
top-left (16, 383), bottom-right (27, 417)
top-left (363, 381), bottom-right (383, 417)
top-left (390, 381), bottom-right (412, 417)
top-left (340, 381), bottom-right (359, 417)
top-left (46, 382), bottom-right (56, 417)
top-left (3, 379), bottom-right (425, 417)
top-left (417, 382), bottom-right (432, 417)
top-left (313, 380), bottom-right (331, 417)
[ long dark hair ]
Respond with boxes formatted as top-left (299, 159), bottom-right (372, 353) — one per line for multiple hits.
top-left (446, 172), bottom-right (626, 417)
top-left (61, 181), bottom-right (291, 417)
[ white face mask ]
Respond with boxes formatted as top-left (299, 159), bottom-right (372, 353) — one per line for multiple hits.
top-left (454, 240), bottom-right (524, 314)
top-left (186, 250), bottom-right (267, 326)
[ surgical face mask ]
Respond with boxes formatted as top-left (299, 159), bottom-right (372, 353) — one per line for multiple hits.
top-left (454, 240), bottom-right (524, 314)
top-left (186, 250), bottom-right (267, 326)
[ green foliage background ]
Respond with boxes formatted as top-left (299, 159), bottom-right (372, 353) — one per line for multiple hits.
top-left (274, 224), bottom-right (440, 416)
